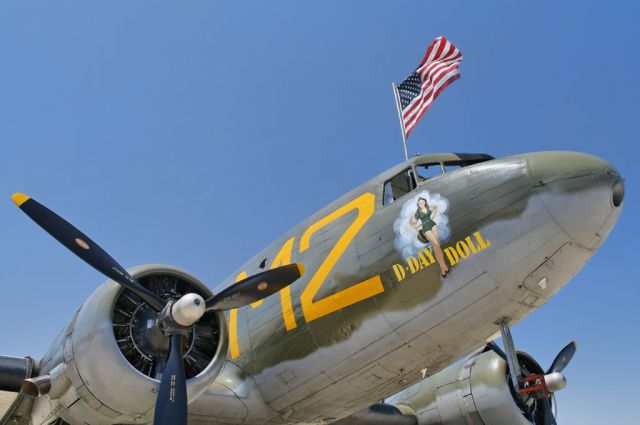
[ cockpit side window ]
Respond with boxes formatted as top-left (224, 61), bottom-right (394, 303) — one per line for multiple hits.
top-left (383, 168), bottom-right (417, 205)
top-left (415, 160), bottom-right (474, 181)
top-left (443, 161), bottom-right (465, 173)
top-left (415, 164), bottom-right (444, 181)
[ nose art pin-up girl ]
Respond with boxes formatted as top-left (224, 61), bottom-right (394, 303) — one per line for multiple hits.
top-left (411, 197), bottom-right (449, 277)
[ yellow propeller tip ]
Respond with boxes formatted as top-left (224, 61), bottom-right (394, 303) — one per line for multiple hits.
top-left (11, 193), bottom-right (30, 207)
top-left (296, 262), bottom-right (305, 277)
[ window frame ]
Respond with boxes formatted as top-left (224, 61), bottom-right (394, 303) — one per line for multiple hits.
top-left (382, 166), bottom-right (418, 206)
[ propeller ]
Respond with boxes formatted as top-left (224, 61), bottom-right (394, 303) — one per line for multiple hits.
top-left (487, 323), bottom-right (577, 425)
top-left (12, 193), bottom-right (165, 311)
top-left (205, 263), bottom-right (304, 311)
top-left (153, 334), bottom-right (187, 425)
top-left (536, 396), bottom-right (556, 425)
top-left (547, 341), bottom-right (576, 374)
top-left (12, 193), bottom-right (305, 425)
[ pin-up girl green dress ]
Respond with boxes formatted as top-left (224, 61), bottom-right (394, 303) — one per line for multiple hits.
top-left (415, 207), bottom-right (436, 244)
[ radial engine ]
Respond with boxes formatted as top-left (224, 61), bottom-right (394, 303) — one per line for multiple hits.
top-left (27, 265), bottom-right (228, 425)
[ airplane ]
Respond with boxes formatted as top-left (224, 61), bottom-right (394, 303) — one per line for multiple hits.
top-left (0, 150), bottom-right (623, 425)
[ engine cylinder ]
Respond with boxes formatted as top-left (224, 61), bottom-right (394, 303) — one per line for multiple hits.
top-left (32, 265), bottom-right (228, 425)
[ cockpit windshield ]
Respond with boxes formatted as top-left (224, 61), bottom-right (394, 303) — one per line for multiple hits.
top-left (414, 154), bottom-right (494, 182)
top-left (382, 153), bottom-right (493, 206)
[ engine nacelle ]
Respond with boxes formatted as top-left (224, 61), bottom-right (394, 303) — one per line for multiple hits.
top-left (31, 265), bottom-right (228, 425)
top-left (388, 349), bottom-right (548, 425)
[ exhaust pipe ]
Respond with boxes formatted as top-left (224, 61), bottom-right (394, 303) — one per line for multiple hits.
top-left (21, 363), bottom-right (70, 399)
top-left (21, 375), bottom-right (51, 396)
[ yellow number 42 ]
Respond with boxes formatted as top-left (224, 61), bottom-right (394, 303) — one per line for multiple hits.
top-left (229, 192), bottom-right (383, 358)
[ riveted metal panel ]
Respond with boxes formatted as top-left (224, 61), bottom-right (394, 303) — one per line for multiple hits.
top-left (523, 242), bottom-right (592, 297)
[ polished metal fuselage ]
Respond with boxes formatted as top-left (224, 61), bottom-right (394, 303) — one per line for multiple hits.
top-left (188, 151), bottom-right (622, 424)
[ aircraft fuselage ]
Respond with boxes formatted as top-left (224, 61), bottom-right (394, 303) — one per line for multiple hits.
top-left (187, 151), bottom-right (622, 424)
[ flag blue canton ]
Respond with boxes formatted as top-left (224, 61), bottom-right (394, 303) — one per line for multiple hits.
top-left (397, 71), bottom-right (422, 109)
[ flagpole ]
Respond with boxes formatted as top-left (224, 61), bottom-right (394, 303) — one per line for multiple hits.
top-left (391, 82), bottom-right (409, 161)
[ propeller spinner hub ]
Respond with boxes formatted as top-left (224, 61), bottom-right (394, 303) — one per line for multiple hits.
top-left (171, 293), bottom-right (206, 327)
top-left (544, 372), bottom-right (567, 393)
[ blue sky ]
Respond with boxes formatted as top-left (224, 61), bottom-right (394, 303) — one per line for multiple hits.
top-left (0, 1), bottom-right (636, 423)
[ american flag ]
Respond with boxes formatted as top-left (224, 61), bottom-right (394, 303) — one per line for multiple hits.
top-left (394, 36), bottom-right (462, 139)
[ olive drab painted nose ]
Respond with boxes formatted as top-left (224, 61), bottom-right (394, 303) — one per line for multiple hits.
top-left (527, 151), bottom-right (624, 249)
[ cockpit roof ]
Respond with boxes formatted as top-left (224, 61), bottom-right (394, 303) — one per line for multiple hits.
top-left (373, 152), bottom-right (496, 187)
top-left (409, 152), bottom-right (494, 166)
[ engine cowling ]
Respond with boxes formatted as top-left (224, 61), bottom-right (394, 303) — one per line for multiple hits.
top-left (31, 265), bottom-right (228, 425)
top-left (387, 349), bottom-right (553, 425)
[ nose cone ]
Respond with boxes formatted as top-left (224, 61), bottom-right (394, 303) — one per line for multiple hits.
top-left (528, 152), bottom-right (623, 249)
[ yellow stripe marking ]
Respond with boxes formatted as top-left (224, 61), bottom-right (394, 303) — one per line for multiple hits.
top-left (229, 271), bottom-right (247, 360)
top-left (12, 193), bottom-right (30, 207)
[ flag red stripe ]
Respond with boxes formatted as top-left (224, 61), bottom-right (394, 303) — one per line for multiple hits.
top-left (418, 37), bottom-right (441, 67)
top-left (419, 39), bottom-right (442, 70)
top-left (405, 66), bottom-right (460, 129)
top-left (407, 61), bottom-right (460, 121)
top-left (418, 41), bottom-right (455, 74)
top-left (418, 50), bottom-right (459, 81)
top-left (402, 62), bottom-right (452, 119)
top-left (432, 39), bottom-right (447, 62)
top-left (419, 47), bottom-right (460, 77)
top-left (404, 72), bottom-right (459, 134)
top-left (403, 59), bottom-right (460, 120)
top-left (408, 60), bottom-right (457, 111)
top-left (405, 73), bottom-right (460, 137)
top-left (405, 64), bottom-right (460, 127)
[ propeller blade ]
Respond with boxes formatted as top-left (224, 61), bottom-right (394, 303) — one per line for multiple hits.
top-left (205, 263), bottom-right (304, 311)
top-left (12, 193), bottom-right (164, 311)
top-left (547, 341), bottom-right (577, 374)
top-left (536, 397), bottom-right (557, 425)
top-left (153, 334), bottom-right (187, 425)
